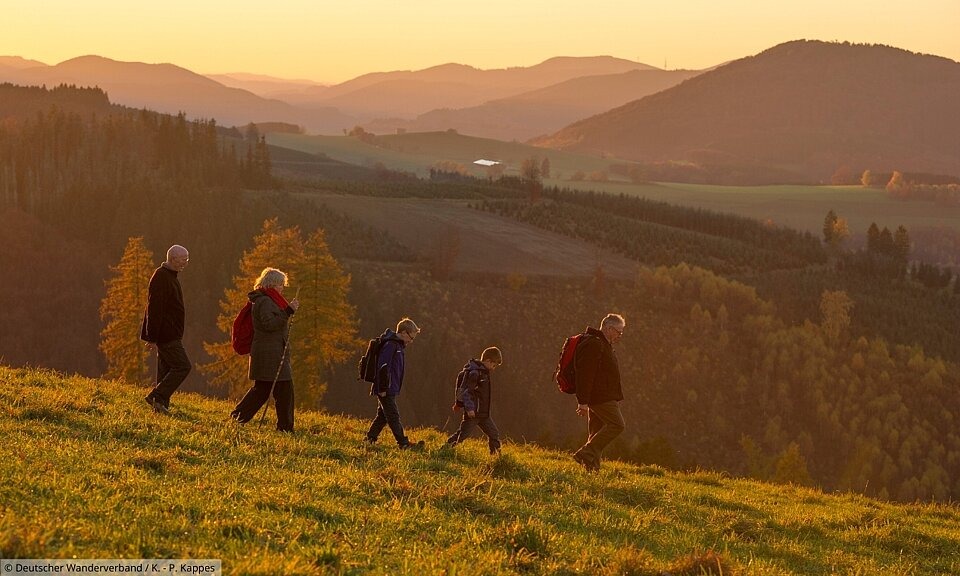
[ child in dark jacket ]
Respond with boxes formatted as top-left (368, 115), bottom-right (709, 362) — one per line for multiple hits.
top-left (445, 347), bottom-right (503, 455)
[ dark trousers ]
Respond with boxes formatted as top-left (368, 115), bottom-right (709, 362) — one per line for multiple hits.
top-left (231, 380), bottom-right (295, 431)
top-left (366, 395), bottom-right (409, 446)
top-left (575, 401), bottom-right (625, 466)
top-left (149, 340), bottom-right (191, 406)
top-left (446, 415), bottom-right (501, 454)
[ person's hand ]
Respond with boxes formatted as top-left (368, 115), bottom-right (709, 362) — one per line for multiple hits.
top-left (467, 410), bottom-right (476, 418)
top-left (144, 342), bottom-right (156, 351)
top-left (576, 404), bottom-right (588, 417)
top-left (289, 298), bottom-right (300, 312)
top-left (378, 391), bottom-right (387, 397)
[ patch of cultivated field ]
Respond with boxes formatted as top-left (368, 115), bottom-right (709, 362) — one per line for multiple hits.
top-left (303, 194), bottom-right (640, 278)
top-left (556, 181), bottom-right (960, 237)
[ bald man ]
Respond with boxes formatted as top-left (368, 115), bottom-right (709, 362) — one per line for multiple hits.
top-left (140, 245), bottom-right (192, 414)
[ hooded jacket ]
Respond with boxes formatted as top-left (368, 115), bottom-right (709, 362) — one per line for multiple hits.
top-left (247, 289), bottom-right (295, 381)
top-left (574, 327), bottom-right (622, 405)
top-left (454, 359), bottom-right (493, 418)
top-left (373, 328), bottom-right (406, 397)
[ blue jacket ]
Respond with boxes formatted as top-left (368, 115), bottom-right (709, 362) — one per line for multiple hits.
top-left (372, 329), bottom-right (406, 397)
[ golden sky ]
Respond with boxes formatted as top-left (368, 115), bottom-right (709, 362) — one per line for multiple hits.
top-left (3, 0), bottom-right (958, 83)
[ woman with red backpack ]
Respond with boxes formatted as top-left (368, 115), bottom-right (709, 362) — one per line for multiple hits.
top-left (230, 268), bottom-right (300, 431)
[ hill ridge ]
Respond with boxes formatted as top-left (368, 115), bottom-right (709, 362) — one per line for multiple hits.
top-left (3, 365), bottom-right (958, 574)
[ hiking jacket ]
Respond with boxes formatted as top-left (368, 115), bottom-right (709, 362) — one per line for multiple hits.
top-left (373, 329), bottom-right (406, 397)
top-left (140, 264), bottom-right (185, 344)
top-left (455, 359), bottom-right (493, 418)
top-left (248, 290), bottom-right (295, 381)
top-left (574, 327), bottom-right (622, 405)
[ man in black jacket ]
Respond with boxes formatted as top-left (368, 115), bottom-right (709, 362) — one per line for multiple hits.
top-left (140, 245), bottom-right (191, 414)
top-left (572, 313), bottom-right (625, 471)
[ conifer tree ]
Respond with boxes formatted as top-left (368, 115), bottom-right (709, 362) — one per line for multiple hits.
top-left (99, 237), bottom-right (155, 383)
top-left (202, 219), bottom-right (359, 406)
top-left (290, 228), bottom-right (361, 407)
top-left (202, 218), bottom-right (304, 395)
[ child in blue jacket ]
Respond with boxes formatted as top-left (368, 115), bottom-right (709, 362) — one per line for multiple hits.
top-left (365, 318), bottom-right (423, 449)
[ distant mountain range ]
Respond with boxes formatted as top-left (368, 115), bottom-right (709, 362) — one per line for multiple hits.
top-left (0, 55), bottom-right (354, 133)
top-left (0, 54), bottom-right (674, 138)
top-left (535, 40), bottom-right (960, 181)
top-left (364, 68), bottom-right (702, 141)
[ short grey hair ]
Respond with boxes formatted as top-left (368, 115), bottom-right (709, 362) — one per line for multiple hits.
top-left (254, 268), bottom-right (288, 290)
top-left (600, 313), bottom-right (625, 329)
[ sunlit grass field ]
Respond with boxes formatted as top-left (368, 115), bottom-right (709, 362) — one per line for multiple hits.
top-left (266, 131), bottom-right (614, 179)
top-left (267, 130), bottom-right (959, 242)
top-left (3, 365), bottom-right (959, 575)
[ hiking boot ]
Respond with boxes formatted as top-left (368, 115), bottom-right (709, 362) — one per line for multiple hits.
top-left (145, 395), bottom-right (169, 415)
top-left (573, 452), bottom-right (599, 472)
top-left (400, 440), bottom-right (425, 451)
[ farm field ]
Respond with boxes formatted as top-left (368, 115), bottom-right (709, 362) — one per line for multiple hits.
top-left (556, 180), bottom-right (960, 239)
top-left (268, 131), bottom-right (618, 179)
top-left (298, 193), bottom-right (641, 278)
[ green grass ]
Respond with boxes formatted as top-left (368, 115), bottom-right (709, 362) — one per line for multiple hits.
top-left (3, 365), bottom-right (959, 575)
top-left (556, 180), bottom-right (960, 238)
top-left (267, 131), bottom-right (615, 179)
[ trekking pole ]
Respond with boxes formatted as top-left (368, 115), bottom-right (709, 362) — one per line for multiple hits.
top-left (258, 287), bottom-right (299, 427)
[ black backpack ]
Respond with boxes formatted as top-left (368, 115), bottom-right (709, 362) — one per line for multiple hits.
top-left (452, 367), bottom-right (473, 408)
top-left (357, 337), bottom-right (384, 384)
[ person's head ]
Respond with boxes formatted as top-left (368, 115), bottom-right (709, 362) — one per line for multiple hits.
top-left (254, 268), bottom-right (289, 292)
top-left (396, 317), bottom-right (420, 345)
top-left (480, 346), bottom-right (503, 371)
top-left (600, 313), bottom-right (625, 344)
top-left (166, 245), bottom-right (189, 272)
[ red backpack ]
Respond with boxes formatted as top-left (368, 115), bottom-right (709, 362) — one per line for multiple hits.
top-left (231, 302), bottom-right (254, 355)
top-left (554, 333), bottom-right (590, 394)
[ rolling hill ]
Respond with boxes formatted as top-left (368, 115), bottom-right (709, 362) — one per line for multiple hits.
top-left (4, 365), bottom-right (959, 574)
top-left (0, 56), bottom-right (356, 133)
top-left (272, 56), bottom-right (656, 119)
top-left (205, 72), bottom-right (327, 99)
top-left (364, 68), bottom-right (702, 141)
top-left (535, 40), bottom-right (960, 182)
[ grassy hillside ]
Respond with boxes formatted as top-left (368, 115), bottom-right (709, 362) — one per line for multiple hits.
top-left (267, 131), bottom-right (616, 179)
top-left (537, 40), bottom-right (960, 182)
top-left (557, 180), bottom-right (960, 239)
top-left (3, 366), bottom-right (959, 575)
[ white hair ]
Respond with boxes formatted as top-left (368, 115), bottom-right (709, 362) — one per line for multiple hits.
top-left (254, 268), bottom-right (288, 290)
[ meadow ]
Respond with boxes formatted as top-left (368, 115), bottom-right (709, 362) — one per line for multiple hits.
top-left (3, 365), bottom-right (959, 575)
top-left (267, 130), bottom-right (960, 245)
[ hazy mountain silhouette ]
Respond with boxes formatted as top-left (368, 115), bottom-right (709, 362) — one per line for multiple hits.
top-left (273, 56), bottom-right (654, 119)
top-left (0, 56), bottom-right (48, 70)
top-left (206, 72), bottom-right (327, 99)
top-left (365, 68), bottom-right (702, 141)
top-left (535, 41), bottom-right (960, 181)
top-left (0, 56), bottom-right (355, 133)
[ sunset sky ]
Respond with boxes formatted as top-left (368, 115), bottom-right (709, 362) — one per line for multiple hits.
top-left (4, 0), bottom-right (958, 83)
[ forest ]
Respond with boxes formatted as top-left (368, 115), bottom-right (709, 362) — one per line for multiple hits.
top-left (1, 84), bottom-right (959, 501)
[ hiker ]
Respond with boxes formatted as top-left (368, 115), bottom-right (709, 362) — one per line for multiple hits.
top-left (572, 313), bottom-right (626, 471)
top-left (141, 245), bottom-right (191, 414)
top-left (364, 318), bottom-right (423, 449)
top-left (445, 346), bottom-right (503, 455)
top-left (230, 268), bottom-right (300, 431)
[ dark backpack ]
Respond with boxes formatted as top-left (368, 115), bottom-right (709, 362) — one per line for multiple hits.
top-left (357, 337), bottom-right (384, 383)
top-left (231, 302), bottom-right (254, 355)
top-left (452, 367), bottom-right (474, 409)
top-left (554, 333), bottom-right (590, 394)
